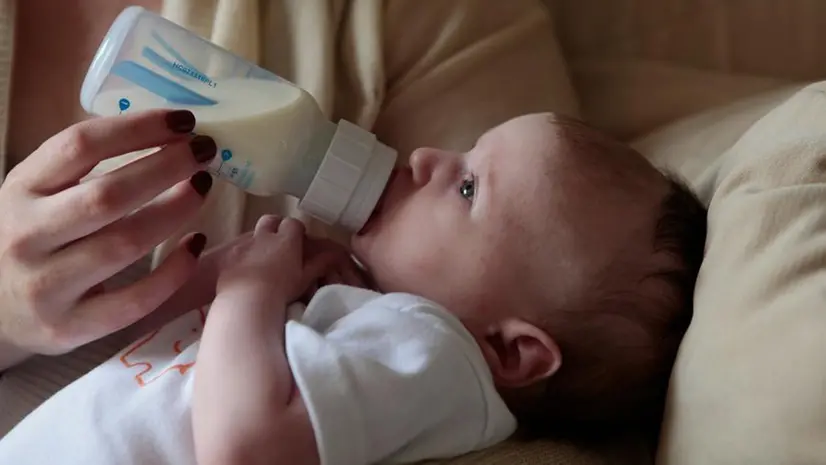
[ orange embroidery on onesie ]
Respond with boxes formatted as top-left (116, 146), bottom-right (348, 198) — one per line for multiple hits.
top-left (119, 307), bottom-right (207, 387)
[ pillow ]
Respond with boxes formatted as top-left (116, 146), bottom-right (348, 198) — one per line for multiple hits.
top-left (647, 81), bottom-right (826, 464)
top-left (632, 84), bottom-right (804, 195)
top-left (571, 60), bottom-right (791, 140)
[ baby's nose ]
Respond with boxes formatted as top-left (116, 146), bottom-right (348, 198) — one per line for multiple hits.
top-left (409, 148), bottom-right (441, 185)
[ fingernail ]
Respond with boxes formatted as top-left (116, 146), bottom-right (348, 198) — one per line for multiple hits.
top-left (190, 136), bottom-right (217, 163)
top-left (189, 171), bottom-right (213, 197)
top-left (187, 233), bottom-right (207, 258)
top-left (165, 110), bottom-right (196, 133)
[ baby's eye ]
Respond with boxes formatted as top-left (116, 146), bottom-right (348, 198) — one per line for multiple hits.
top-left (459, 175), bottom-right (476, 201)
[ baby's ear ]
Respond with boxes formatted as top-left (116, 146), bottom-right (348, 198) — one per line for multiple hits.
top-left (478, 319), bottom-right (561, 388)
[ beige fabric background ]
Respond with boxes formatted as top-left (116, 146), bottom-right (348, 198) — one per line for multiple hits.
top-left (546, 0), bottom-right (826, 139)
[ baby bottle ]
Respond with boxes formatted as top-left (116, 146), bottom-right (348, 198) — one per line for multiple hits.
top-left (80, 6), bottom-right (397, 233)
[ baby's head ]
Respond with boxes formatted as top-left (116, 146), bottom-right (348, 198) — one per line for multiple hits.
top-left (351, 113), bottom-right (707, 434)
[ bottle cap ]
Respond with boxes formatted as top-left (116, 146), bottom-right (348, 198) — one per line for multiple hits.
top-left (298, 120), bottom-right (398, 232)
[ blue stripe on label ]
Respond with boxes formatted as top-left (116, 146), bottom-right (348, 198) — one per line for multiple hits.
top-left (111, 61), bottom-right (218, 106)
top-left (142, 47), bottom-right (196, 81)
top-left (150, 30), bottom-right (210, 81)
top-left (141, 46), bottom-right (217, 87)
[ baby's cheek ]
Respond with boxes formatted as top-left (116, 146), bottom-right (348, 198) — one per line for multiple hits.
top-left (404, 244), bottom-right (461, 292)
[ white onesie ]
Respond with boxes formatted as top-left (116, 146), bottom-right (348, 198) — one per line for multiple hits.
top-left (0, 285), bottom-right (516, 465)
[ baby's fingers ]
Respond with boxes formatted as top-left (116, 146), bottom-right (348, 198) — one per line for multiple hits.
top-left (277, 217), bottom-right (305, 239)
top-left (253, 215), bottom-right (282, 236)
top-left (338, 262), bottom-right (370, 289)
top-left (301, 251), bottom-right (342, 290)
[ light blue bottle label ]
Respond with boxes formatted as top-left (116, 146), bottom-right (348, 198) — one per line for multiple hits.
top-left (110, 29), bottom-right (219, 106)
top-left (208, 148), bottom-right (255, 189)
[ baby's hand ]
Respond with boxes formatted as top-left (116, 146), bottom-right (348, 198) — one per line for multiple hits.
top-left (216, 215), bottom-right (336, 303)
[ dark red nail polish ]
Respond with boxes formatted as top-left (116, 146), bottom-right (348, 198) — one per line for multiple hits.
top-left (187, 233), bottom-right (207, 258)
top-left (165, 110), bottom-right (196, 133)
top-left (190, 136), bottom-right (217, 163)
top-left (189, 171), bottom-right (213, 197)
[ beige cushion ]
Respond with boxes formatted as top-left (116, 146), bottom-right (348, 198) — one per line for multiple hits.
top-left (643, 81), bottom-right (826, 464)
top-left (571, 60), bottom-right (790, 141)
top-left (632, 84), bottom-right (804, 194)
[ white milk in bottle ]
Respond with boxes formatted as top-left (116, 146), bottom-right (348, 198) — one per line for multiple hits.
top-left (81, 6), bottom-right (397, 232)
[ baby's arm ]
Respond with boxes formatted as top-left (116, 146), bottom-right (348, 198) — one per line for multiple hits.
top-left (193, 284), bottom-right (318, 465)
top-left (192, 217), bottom-right (323, 465)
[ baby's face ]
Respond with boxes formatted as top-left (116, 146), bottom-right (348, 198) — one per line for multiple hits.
top-left (350, 113), bottom-right (666, 327)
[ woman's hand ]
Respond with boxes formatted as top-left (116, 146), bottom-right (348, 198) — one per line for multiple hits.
top-left (0, 109), bottom-right (217, 364)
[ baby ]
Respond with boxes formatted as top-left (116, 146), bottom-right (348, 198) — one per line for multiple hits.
top-left (0, 113), bottom-right (707, 465)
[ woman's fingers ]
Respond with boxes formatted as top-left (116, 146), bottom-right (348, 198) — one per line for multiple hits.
top-left (122, 232), bottom-right (255, 342)
top-left (17, 109), bottom-right (198, 194)
top-left (38, 137), bottom-right (216, 248)
top-left (64, 232), bottom-right (208, 350)
top-left (48, 175), bottom-right (211, 299)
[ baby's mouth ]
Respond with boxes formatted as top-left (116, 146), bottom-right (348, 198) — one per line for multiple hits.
top-left (357, 169), bottom-right (398, 236)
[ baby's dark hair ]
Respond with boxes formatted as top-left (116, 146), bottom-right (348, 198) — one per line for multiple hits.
top-left (510, 117), bottom-right (708, 438)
